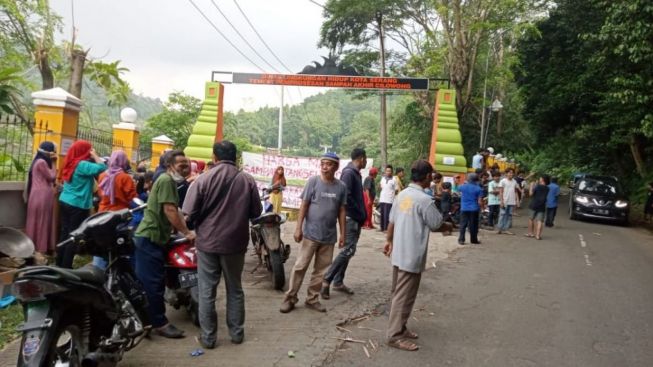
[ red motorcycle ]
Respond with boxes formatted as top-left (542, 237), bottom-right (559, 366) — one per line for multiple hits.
top-left (164, 236), bottom-right (199, 326)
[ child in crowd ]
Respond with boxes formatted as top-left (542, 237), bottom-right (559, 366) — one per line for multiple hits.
top-left (130, 171), bottom-right (154, 229)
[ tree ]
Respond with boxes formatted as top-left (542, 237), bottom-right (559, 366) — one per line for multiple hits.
top-left (0, 68), bottom-right (23, 114)
top-left (0, 0), bottom-right (60, 89)
top-left (85, 60), bottom-right (130, 106)
top-left (0, 1), bottom-right (130, 111)
top-left (515, 0), bottom-right (652, 184)
top-left (591, 0), bottom-right (653, 177)
top-left (320, 0), bottom-right (409, 167)
top-left (143, 92), bottom-right (201, 149)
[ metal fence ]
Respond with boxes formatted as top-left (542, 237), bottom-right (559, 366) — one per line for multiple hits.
top-left (76, 127), bottom-right (123, 159)
top-left (0, 115), bottom-right (39, 181)
top-left (0, 113), bottom-right (130, 181)
top-left (137, 145), bottom-right (152, 164)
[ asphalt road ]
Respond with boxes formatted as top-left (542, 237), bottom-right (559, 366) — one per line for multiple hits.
top-left (328, 198), bottom-right (653, 367)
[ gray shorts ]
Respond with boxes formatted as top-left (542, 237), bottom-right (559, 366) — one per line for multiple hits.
top-left (528, 209), bottom-right (545, 222)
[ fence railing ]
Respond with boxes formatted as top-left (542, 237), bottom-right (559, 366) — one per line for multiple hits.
top-left (76, 127), bottom-right (123, 159)
top-left (0, 115), bottom-right (39, 181)
top-left (137, 145), bottom-right (152, 164)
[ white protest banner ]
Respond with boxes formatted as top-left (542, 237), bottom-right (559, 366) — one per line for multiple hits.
top-left (242, 152), bottom-right (373, 209)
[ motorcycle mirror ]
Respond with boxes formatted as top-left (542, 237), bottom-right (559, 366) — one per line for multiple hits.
top-left (0, 227), bottom-right (35, 258)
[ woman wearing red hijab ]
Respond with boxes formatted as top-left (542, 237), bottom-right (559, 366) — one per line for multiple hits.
top-left (57, 140), bottom-right (107, 268)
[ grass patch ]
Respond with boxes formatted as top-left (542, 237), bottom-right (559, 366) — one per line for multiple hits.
top-left (0, 303), bottom-right (23, 349)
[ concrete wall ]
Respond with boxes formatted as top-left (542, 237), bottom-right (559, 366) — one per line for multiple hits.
top-left (0, 181), bottom-right (27, 229)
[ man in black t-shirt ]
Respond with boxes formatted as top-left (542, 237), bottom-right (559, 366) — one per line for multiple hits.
top-left (526, 175), bottom-right (550, 240)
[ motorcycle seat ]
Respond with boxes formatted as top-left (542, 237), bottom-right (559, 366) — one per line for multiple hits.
top-left (252, 212), bottom-right (285, 225)
top-left (18, 264), bottom-right (106, 284)
top-left (65, 265), bottom-right (106, 284)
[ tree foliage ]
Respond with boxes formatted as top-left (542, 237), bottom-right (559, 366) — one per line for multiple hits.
top-left (516, 0), bottom-right (653, 185)
top-left (0, 0), bottom-right (130, 115)
top-left (142, 92), bottom-right (202, 149)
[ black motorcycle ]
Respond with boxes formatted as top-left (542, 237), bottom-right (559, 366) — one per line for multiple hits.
top-left (250, 189), bottom-right (290, 290)
top-left (10, 203), bottom-right (150, 367)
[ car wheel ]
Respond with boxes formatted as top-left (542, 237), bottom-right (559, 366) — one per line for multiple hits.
top-left (569, 200), bottom-right (578, 220)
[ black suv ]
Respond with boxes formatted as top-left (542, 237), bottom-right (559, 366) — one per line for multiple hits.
top-left (569, 175), bottom-right (629, 225)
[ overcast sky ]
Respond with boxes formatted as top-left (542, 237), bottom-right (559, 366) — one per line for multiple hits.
top-left (51, 0), bottom-right (331, 112)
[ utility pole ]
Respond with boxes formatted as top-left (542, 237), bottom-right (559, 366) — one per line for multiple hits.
top-left (377, 12), bottom-right (388, 168)
top-left (278, 86), bottom-right (284, 151)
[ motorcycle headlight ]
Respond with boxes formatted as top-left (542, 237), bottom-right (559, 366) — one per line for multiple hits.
top-left (615, 200), bottom-right (628, 208)
top-left (574, 195), bottom-right (589, 204)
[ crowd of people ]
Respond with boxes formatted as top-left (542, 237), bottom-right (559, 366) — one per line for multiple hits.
top-left (20, 138), bottom-right (576, 353)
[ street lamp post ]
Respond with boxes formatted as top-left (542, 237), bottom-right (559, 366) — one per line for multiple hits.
top-left (482, 99), bottom-right (503, 148)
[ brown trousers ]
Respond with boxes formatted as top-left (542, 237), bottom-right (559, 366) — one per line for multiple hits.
top-left (387, 266), bottom-right (422, 341)
top-left (284, 238), bottom-right (335, 305)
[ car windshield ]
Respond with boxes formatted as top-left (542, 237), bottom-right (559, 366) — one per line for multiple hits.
top-left (578, 178), bottom-right (621, 196)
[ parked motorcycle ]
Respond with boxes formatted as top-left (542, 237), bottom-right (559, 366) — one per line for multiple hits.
top-left (163, 236), bottom-right (199, 326)
top-left (250, 189), bottom-right (290, 290)
top-left (10, 203), bottom-right (149, 367)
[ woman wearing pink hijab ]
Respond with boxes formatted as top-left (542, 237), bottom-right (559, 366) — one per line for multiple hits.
top-left (98, 150), bottom-right (136, 212)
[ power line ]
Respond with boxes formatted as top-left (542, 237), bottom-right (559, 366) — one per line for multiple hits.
top-left (209, 0), bottom-right (282, 73)
top-left (230, 0), bottom-right (311, 117)
top-left (232, 0), bottom-right (294, 74)
top-left (308, 0), bottom-right (325, 9)
top-left (187, 0), bottom-right (265, 73)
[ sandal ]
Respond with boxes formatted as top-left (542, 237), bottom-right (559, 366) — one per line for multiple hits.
top-left (387, 338), bottom-right (419, 351)
top-left (535, 236), bottom-right (542, 240)
top-left (403, 330), bottom-right (419, 339)
top-left (525, 233), bottom-right (534, 238)
top-left (333, 285), bottom-right (355, 295)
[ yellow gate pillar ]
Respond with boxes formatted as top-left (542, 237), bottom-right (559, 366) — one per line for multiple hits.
top-left (31, 88), bottom-right (82, 172)
top-left (150, 135), bottom-right (174, 170)
top-left (112, 108), bottom-right (140, 164)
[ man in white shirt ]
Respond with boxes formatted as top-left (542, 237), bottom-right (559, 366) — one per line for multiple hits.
top-left (379, 165), bottom-right (396, 232)
top-left (472, 149), bottom-right (484, 170)
top-left (496, 168), bottom-right (521, 235)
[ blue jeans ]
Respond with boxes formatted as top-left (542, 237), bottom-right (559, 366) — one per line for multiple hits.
top-left (134, 236), bottom-right (168, 328)
top-left (197, 250), bottom-right (245, 345)
top-left (92, 256), bottom-right (108, 270)
top-left (324, 218), bottom-right (362, 286)
top-left (497, 205), bottom-right (515, 231)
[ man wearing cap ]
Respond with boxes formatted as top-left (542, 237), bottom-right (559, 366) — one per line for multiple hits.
top-left (322, 148), bottom-right (367, 298)
top-left (457, 173), bottom-right (483, 245)
top-left (280, 152), bottom-right (347, 313)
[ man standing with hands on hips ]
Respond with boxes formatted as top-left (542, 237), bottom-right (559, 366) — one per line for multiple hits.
top-left (322, 148), bottom-right (367, 298)
top-left (383, 160), bottom-right (451, 351)
top-left (280, 153), bottom-right (347, 314)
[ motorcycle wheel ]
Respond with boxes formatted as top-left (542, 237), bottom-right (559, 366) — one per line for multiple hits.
top-left (44, 318), bottom-right (87, 367)
top-left (270, 250), bottom-right (285, 291)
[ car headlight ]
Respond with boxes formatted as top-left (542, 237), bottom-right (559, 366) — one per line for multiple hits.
top-left (574, 195), bottom-right (589, 204)
top-left (615, 200), bottom-right (628, 208)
